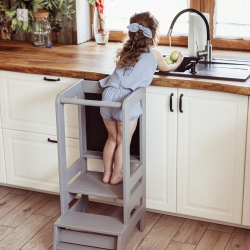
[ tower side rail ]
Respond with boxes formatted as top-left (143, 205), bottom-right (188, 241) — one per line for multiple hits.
top-left (121, 87), bottom-right (146, 226)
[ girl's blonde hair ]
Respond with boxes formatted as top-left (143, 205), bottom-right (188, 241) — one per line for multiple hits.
top-left (115, 11), bottom-right (159, 69)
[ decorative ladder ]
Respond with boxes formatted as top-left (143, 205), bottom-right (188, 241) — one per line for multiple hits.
top-left (53, 79), bottom-right (146, 250)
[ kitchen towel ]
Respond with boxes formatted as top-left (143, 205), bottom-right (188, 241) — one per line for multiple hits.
top-left (188, 12), bottom-right (210, 57)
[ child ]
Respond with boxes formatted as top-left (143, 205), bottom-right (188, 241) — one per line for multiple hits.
top-left (100, 11), bottom-right (183, 185)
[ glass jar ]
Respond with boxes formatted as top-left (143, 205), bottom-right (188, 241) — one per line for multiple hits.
top-left (33, 12), bottom-right (52, 47)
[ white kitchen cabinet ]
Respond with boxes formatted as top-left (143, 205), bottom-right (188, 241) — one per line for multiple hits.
top-left (145, 86), bottom-right (177, 212)
top-left (146, 86), bottom-right (248, 224)
top-left (0, 129), bottom-right (6, 183)
top-left (0, 70), bottom-right (81, 192)
top-left (0, 71), bottom-right (79, 138)
top-left (0, 71), bottom-right (6, 184)
top-left (3, 129), bottom-right (79, 193)
top-left (242, 98), bottom-right (250, 226)
top-left (0, 71), bottom-right (2, 128)
top-left (177, 88), bottom-right (248, 224)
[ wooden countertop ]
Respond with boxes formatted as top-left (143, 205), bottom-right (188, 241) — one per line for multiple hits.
top-left (1, 40), bottom-right (250, 95)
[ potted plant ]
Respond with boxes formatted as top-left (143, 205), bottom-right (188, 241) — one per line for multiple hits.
top-left (0, 0), bottom-right (11, 39)
top-left (5, 0), bottom-right (75, 35)
top-left (43, 0), bottom-right (75, 33)
top-left (5, 0), bottom-right (44, 35)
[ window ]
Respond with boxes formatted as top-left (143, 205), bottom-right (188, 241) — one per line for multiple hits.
top-left (105, 0), bottom-right (190, 36)
top-left (214, 0), bottom-right (250, 39)
top-left (203, 0), bottom-right (250, 50)
top-left (104, 0), bottom-right (250, 51)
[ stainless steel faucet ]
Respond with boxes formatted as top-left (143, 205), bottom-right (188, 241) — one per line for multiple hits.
top-left (167, 8), bottom-right (212, 62)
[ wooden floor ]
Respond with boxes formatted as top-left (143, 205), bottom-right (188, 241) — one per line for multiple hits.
top-left (0, 186), bottom-right (250, 250)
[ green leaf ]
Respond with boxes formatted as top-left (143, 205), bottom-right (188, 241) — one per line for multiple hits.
top-left (58, 0), bottom-right (64, 8)
top-left (22, 20), bottom-right (28, 30)
top-left (27, 23), bottom-right (33, 33)
top-left (11, 18), bottom-right (17, 30)
top-left (33, 3), bottom-right (44, 8)
top-left (33, 0), bottom-right (45, 3)
top-left (87, 0), bottom-right (96, 5)
top-left (28, 9), bottom-right (33, 17)
top-left (11, 18), bottom-right (17, 26)
top-left (17, 25), bottom-right (24, 35)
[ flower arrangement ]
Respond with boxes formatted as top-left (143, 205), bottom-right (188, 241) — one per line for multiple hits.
top-left (87, 0), bottom-right (106, 34)
top-left (87, 0), bottom-right (109, 44)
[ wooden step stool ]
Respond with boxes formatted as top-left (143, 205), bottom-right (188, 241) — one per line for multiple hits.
top-left (53, 79), bottom-right (146, 250)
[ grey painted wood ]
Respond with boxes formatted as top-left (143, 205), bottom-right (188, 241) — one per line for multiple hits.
top-left (55, 211), bottom-right (125, 235)
top-left (57, 242), bottom-right (104, 250)
top-left (53, 80), bottom-right (146, 250)
top-left (60, 229), bottom-right (117, 249)
top-left (60, 98), bottom-right (122, 108)
top-left (82, 150), bottom-right (140, 163)
top-left (67, 171), bottom-right (123, 199)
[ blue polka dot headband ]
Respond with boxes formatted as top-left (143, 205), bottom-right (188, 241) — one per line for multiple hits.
top-left (127, 23), bottom-right (153, 38)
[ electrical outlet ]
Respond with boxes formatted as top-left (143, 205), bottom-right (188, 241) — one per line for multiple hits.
top-left (17, 9), bottom-right (28, 21)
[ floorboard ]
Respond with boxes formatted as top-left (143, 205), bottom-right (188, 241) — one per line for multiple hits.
top-left (0, 186), bottom-right (250, 250)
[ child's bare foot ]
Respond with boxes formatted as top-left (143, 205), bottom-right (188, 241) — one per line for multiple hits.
top-left (103, 172), bottom-right (112, 184)
top-left (110, 172), bottom-right (123, 185)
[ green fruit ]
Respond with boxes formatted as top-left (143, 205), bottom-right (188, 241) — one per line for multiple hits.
top-left (170, 49), bottom-right (179, 62)
top-left (164, 57), bottom-right (173, 65)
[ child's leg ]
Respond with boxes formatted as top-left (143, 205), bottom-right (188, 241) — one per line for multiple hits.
top-left (110, 119), bottom-right (138, 185)
top-left (102, 119), bottom-right (117, 183)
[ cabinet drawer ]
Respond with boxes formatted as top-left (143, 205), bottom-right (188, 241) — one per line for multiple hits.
top-left (0, 71), bottom-right (80, 138)
top-left (3, 129), bottom-right (79, 193)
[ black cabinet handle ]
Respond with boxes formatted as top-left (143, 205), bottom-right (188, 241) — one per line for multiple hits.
top-left (44, 77), bottom-right (60, 82)
top-left (170, 93), bottom-right (174, 112)
top-left (179, 94), bottom-right (184, 113)
top-left (48, 138), bottom-right (57, 143)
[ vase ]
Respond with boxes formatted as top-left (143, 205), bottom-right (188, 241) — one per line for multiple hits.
top-left (93, 6), bottom-right (109, 45)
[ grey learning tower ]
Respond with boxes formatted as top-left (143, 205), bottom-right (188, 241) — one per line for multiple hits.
top-left (53, 79), bottom-right (146, 250)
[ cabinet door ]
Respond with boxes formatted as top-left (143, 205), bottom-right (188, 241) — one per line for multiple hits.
top-left (145, 86), bottom-right (177, 212)
top-left (0, 71), bottom-right (79, 138)
top-left (0, 129), bottom-right (6, 183)
top-left (3, 129), bottom-right (79, 193)
top-left (0, 71), bottom-right (5, 183)
top-left (177, 88), bottom-right (248, 223)
top-left (242, 99), bottom-right (250, 226)
top-left (0, 71), bottom-right (2, 127)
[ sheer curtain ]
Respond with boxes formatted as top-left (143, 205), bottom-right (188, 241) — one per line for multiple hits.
top-left (105, 0), bottom-right (190, 36)
top-left (214, 0), bottom-right (250, 39)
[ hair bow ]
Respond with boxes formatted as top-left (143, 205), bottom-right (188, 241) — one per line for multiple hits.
top-left (127, 23), bottom-right (152, 38)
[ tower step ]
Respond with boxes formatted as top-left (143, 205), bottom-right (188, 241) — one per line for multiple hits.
top-left (56, 242), bottom-right (105, 250)
top-left (57, 229), bottom-right (117, 249)
top-left (55, 211), bottom-right (125, 236)
top-left (68, 171), bottom-right (123, 199)
top-left (83, 150), bottom-right (140, 164)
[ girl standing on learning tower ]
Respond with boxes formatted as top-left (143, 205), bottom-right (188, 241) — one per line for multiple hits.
top-left (100, 11), bottom-right (184, 185)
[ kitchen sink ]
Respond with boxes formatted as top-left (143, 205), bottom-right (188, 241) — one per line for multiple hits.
top-left (155, 55), bottom-right (250, 82)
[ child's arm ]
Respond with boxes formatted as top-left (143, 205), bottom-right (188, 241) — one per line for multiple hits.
top-left (152, 49), bottom-right (184, 72)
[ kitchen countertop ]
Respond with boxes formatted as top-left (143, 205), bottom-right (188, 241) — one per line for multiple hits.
top-left (1, 40), bottom-right (250, 95)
